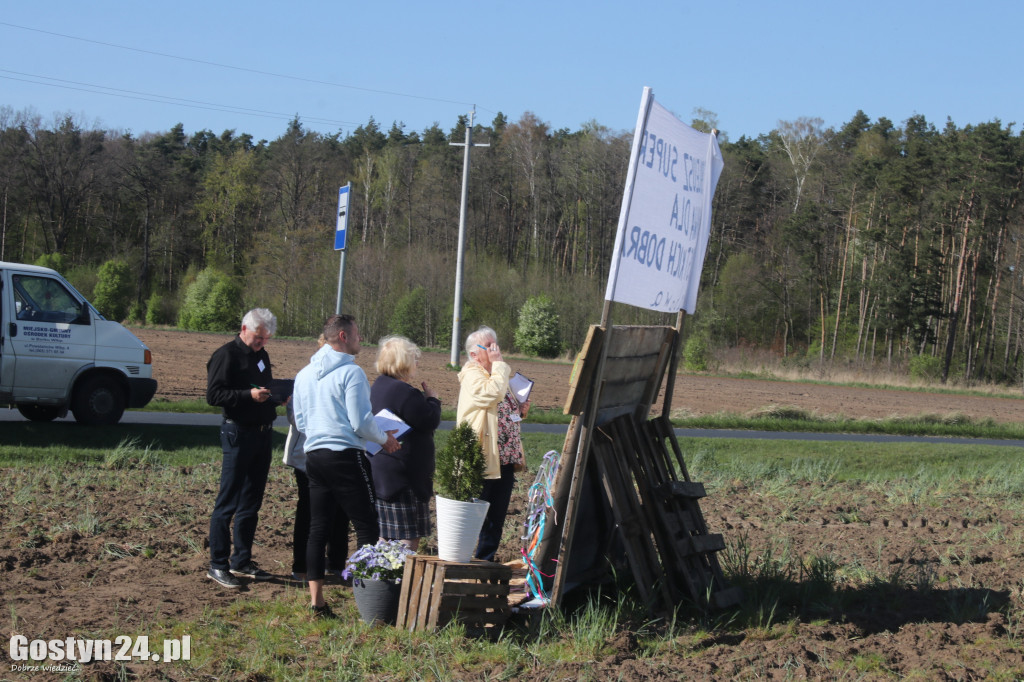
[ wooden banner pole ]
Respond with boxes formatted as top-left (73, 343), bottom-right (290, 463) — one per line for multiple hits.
top-left (662, 309), bottom-right (686, 417)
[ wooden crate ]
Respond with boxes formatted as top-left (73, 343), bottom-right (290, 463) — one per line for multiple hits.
top-left (397, 555), bottom-right (512, 634)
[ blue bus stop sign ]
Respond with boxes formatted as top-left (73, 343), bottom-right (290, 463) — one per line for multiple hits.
top-left (335, 185), bottom-right (350, 250)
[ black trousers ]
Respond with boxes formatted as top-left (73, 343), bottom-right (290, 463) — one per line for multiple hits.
top-left (475, 463), bottom-right (516, 562)
top-left (305, 448), bottom-right (379, 581)
top-left (291, 468), bottom-right (350, 574)
top-left (209, 422), bottom-right (272, 571)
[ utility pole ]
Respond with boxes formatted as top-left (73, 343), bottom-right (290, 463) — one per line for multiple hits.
top-left (449, 108), bottom-right (489, 367)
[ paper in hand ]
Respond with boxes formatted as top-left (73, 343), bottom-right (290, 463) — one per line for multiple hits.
top-left (509, 371), bottom-right (533, 403)
top-left (365, 409), bottom-right (411, 456)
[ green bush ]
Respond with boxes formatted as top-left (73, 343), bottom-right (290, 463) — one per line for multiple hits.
top-left (145, 291), bottom-right (175, 326)
top-left (909, 354), bottom-right (943, 382)
top-left (126, 301), bottom-right (144, 324)
top-left (92, 260), bottom-right (134, 321)
top-left (514, 294), bottom-right (561, 358)
top-left (34, 253), bottom-right (66, 272)
top-left (390, 286), bottom-right (428, 346)
top-left (435, 421), bottom-right (485, 501)
top-left (683, 332), bottom-right (712, 371)
top-left (177, 268), bottom-right (242, 332)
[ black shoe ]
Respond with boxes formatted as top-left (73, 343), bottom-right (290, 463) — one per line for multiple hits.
top-left (230, 561), bottom-right (272, 581)
top-left (311, 603), bottom-right (336, 619)
top-left (207, 568), bottom-right (241, 589)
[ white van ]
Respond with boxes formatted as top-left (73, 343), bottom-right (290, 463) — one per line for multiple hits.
top-left (0, 261), bottom-right (156, 425)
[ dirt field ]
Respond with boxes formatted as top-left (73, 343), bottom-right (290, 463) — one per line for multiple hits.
top-left (138, 328), bottom-right (1024, 424)
top-left (3, 328), bottom-right (1024, 679)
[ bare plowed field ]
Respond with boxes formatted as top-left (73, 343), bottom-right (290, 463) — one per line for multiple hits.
top-left (138, 328), bottom-right (1024, 424)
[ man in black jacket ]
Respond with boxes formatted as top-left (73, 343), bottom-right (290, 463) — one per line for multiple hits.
top-left (205, 308), bottom-right (281, 588)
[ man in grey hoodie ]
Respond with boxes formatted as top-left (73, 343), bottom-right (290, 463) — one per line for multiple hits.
top-left (293, 313), bottom-right (399, 617)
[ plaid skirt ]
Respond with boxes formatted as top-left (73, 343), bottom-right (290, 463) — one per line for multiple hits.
top-left (376, 489), bottom-right (431, 540)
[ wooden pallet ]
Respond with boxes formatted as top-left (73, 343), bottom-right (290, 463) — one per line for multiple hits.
top-left (591, 414), bottom-right (741, 611)
top-left (397, 555), bottom-right (512, 634)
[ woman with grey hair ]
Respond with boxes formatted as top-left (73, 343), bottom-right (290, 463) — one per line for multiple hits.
top-left (456, 326), bottom-right (527, 562)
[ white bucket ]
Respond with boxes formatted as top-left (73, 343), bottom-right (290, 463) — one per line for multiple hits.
top-left (435, 495), bottom-right (490, 563)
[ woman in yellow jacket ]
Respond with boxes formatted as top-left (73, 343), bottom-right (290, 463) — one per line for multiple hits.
top-left (456, 326), bottom-right (514, 561)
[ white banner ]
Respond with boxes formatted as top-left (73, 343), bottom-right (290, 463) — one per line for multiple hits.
top-left (604, 88), bottom-right (724, 313)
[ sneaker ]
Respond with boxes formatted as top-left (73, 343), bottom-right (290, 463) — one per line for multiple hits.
top-left (229, 561), bottom-right (272, 581)
top-left (207, 568), bottom-right (241, 589)
top-left (290, 572), bottom-right (308, 585)
top-left (310, 603), bottom-right (336, 619)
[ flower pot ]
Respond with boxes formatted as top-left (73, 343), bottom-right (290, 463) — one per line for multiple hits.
top-left (352, 578), bottom-right (401, 625)
top-left (435, 495), bottom-right (490, 563)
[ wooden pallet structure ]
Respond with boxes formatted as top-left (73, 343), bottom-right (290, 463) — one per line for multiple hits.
top-left (397, 555), bottom-right (512, 635)
top-left (592, 413), bottom-right (741, 609)
top-left (539, 324), bottom-right (741, 612)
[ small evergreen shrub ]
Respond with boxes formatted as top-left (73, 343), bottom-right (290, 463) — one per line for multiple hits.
top-left (435, 421), bottom-right (485, 501)
top-left (92, 260), bottom-right (134, 321)
top-left (514, 294), bottom-right (562, 358)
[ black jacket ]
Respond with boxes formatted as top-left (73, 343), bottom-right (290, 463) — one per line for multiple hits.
top-left (206, 336), bottom-right (278, 427)
top-left (369, 374), bottom-right (442, 501)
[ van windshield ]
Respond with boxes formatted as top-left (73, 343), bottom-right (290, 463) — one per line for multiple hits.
top-left (12, 274), bottom-right (85, 324)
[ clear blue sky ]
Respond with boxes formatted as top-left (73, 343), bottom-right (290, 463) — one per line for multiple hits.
top-left (2, 1), bottom-right (1020, 142)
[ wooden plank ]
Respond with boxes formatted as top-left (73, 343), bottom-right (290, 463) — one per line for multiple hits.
top-left (442, 582), bottom-right (510, 597)
top-left (688, 534), bottom-right (726, 554)
top-left (604, 326), bottom-right (673, 357)
top-left (637, 329), bottom-right (676, 418)
top-left (659, 480), bottom-right (707, 499)
top-left (662, 311), bottom-right (686, 417)
top-left (564, 326), bottom-right (603, 415)
top-left (653, 415), bottom-right (693, 482)
top-left (439, 596), bottom-right (510, 613)
top-left (590, 428), bottom-right (669, 606)
top-left (398, 554), bottom-right (431, 630)
top-left (424, 560), bottom-right (446, 631)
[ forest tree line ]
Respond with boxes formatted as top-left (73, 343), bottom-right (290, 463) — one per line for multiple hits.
top-left (0, 105), bottom-right (1021, 384)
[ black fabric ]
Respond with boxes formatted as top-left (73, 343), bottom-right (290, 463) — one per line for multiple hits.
top-left (206, 335), bottom-right (278, 427)
top-left (291, 468), bottom-right (349, 574)
top-left (475, 462), bottom-right (516, 562)
top-left (208, 422), bottom-right (272, 570)
top-left (368, 374), bottom-right (442, 501)
top-left (305, 448), bottom-right (379, 581)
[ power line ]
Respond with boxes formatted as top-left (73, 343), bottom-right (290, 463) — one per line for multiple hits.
top-left (0, 69), bottom-right (360, 128)
top-left (0, 21), bottom-right (477, 109)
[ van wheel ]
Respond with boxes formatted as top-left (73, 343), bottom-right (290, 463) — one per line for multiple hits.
top-left (72, 376), bottom-right (126, 426)
top-left (16, 404), bottom-right (62, 422)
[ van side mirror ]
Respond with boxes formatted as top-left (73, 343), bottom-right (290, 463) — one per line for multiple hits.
top-left (74, 301), bottom-right (91, 325)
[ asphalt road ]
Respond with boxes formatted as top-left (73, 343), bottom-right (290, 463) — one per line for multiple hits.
top-left (4, 409), bottom-right (1024, 448)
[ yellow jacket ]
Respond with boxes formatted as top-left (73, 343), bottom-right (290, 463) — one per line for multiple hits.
top-left (456, 360), bottom-right (511, 479)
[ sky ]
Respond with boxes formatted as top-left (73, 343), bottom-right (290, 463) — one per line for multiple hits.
top-left (1, 1), bottom-right (1021, 143)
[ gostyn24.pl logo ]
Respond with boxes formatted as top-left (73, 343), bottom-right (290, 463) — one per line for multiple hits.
top-left (9, 634), bottom-right (191, 665)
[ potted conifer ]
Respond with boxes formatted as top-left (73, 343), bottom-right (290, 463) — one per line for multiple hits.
top-left (434, 421), bottom-right (489, 563)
